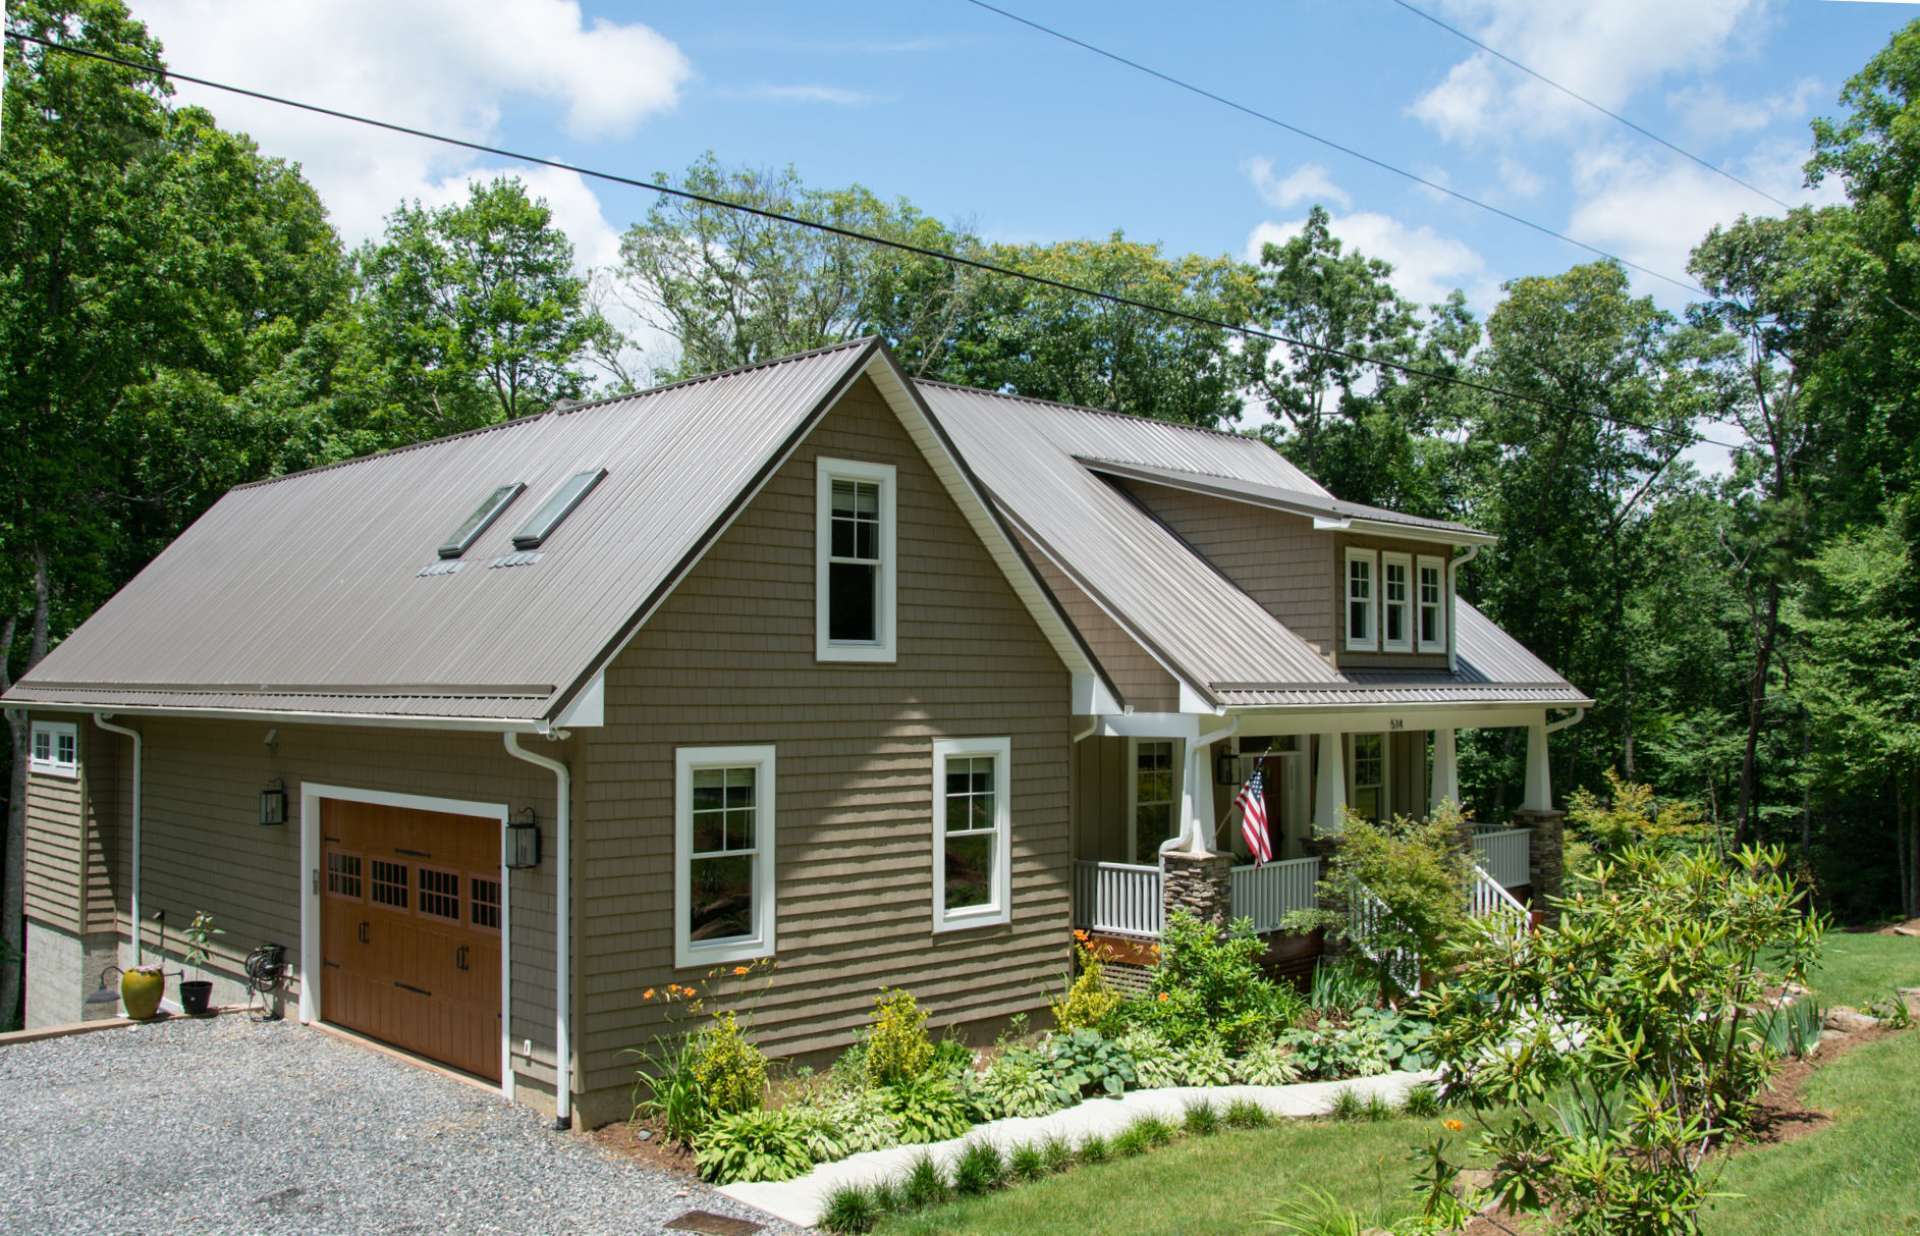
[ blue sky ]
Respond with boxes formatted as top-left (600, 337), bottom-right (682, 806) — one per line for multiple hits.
top-left (135, 1), bottom-right (1914, 345)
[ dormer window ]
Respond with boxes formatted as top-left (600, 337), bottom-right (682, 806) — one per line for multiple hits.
top-left (1345, 548), bottom-right (1377, 652)
top-left (1381, 552), bottom-right (1412, 652)
top-left (815, 457), bottom-right (897, 662)
top-left (438, 482), bottom-right (525, 559)
top-left (1417, 555), bottom-right (1448, 652)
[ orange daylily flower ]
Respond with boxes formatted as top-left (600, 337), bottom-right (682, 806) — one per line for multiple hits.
top-left (1157, 991), bottom-right (1170, 1003)
top-left (1443, 1119), bottom-right (1464, 1132)
top-left (643, 987), bottom-right (655, 999)
top-left (733, 965), bottom-right (750, 976)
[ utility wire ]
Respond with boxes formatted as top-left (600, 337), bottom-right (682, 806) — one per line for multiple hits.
top-left (2, 27), bottom-right (1743, 452)
top-left (958, 0), bottom-right (1710, 298)
top-left (1387, 0), bottom-right (1796, 213)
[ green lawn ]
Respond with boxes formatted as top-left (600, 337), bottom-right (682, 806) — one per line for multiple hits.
top-left (875, 932), bottom-right (1920, 1236)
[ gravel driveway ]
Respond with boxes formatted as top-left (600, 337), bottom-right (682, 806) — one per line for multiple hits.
top-left (0, 1014), bottom-right (800, 1235)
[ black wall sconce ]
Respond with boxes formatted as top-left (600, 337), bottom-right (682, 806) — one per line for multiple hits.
top-left (506, 808), bottom-right (541, 869)
top-left (259, 778), bottom-right (288, 827)
top-left (1214, 751), bottom-right (1243, 787)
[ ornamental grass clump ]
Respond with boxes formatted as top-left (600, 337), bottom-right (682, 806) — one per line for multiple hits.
top-left (818, 1183), bottom-right (881, 1235)
top-left (1223, 1098), bottom-right (1271, 1129)
top-left (1182, 1099), bottom-right (1221, 1136)
top-left (1008, 1140), bottom-right (1049, 1182)
top-left (900, 1152), bottom-right (949, 1208)
top-left (951, 1140), bottom-right (1007, 1196)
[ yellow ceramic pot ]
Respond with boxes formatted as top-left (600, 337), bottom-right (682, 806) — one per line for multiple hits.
top-left (121, 966), bottom-right (165, 1020)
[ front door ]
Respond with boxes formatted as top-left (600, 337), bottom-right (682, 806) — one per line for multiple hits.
top-left (320, 800), bottom-right (502, 1080)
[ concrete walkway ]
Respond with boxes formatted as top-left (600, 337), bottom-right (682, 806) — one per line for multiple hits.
top-left (721, 1069), bottom-right (1436, 1228)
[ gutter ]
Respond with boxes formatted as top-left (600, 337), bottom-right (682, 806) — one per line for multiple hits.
top-left (1546, 707), bottom-right (1586, 734)
top-left (91, 715), bottom-right (143, 965)
top-left (502, 732), bottom-right (573, 1130)
top-left (11, 699), bottom-right (548, 733)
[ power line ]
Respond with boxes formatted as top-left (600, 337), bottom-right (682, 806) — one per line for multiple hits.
top-left (957, 0), bottom-right (1710, 298)
top-left (2, 27), bottom-right (1744, 453)
top-left (1387, 0), bottom-right (1796, 213)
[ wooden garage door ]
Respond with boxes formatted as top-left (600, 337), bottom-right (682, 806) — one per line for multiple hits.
top-left (320, 800), bottom-right (501, 1081)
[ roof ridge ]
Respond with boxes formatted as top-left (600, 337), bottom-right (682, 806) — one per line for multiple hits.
top-left (232, 337), bottom-right (879, 492)
top-left (910, 377), bottom-right (1266, 445)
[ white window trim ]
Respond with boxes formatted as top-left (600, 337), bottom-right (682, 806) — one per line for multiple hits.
top-left (1347, 732), bottom-right (1391, 820)
top-left (1416, 554), bottom-right (1448, 653)
top-left (1380, 552), bottom-right (1413, 653)
top-left (29, 720), bottom-right (78, 778)
top-left (1344, 548), bottom-right (1378, 653)
top-left (932, 736), bottom-right (1012, 932)
top-left (675, 744), bottom-right (778, 968)
top-left (1124, 736), bottom-right (1186, 865)
top-left (815, 456), bottom-right (898, 663)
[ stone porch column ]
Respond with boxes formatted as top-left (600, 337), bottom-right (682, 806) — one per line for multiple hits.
top-left (1161, 850), bottom-right (1234, 928)
top-left (1516, 809), bottom-right (1566, 924)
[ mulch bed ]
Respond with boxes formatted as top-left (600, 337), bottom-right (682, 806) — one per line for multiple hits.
top-left (595, 1119), bottom-right (700, 1176)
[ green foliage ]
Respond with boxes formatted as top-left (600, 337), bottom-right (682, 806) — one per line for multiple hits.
top-left (1753, 998), bottom-right (1825, 1060)
top-left (1260, 1185), bottom-right (1371, 1236)
top-left (1182, 1099), bottom-right (1221, 1137)
top-left (819, 1183), bottom-right (881, 1234)
top-left (812, 1088), bottom-right (904, 1155)
top-left (1418, 843), bottom-right (1825, 1235)
top-left (179, 912), bottom-right (223, 978)
top-left (1232, 1037), bottom-right (1303, 1086)
top-left (901, 1152), bottom-right (949, 1208)
top-left (1040, 1135), bottom-right (1075, 1173)
top-left (881, 1074), bottom-right (973, 1144)
top-left (1328, 1088), bottom-right (1367, 1122)
top-left (1280, 1008), bottom-right (1431, 1079)
top-left (971, 1046), bottom-right (1073, 1119)
top-left (1224, 1098), bottom-right (1273, 1129)
top-left (951, 1140), bottom-right (1007, 1196)
top-left (1077, 1133), bottom-right (1110, 1164)
top-left (1402, 1082), bottom-right (1442, 1119)
top-left (1110, 1123), bottom-right (1153, 1158)
top-left (1169, 1036), bottom-right (1234, 1087)
top-left (1131, 1114), bottom-right (1177, 1148)
top-left (1134, 909), bottom-right (1301, 1048)
top-left (692, 1108), bottom-right (815, 1184)
top-left (690, 1012), bottom-right (767, 1117)
top-left (1307, 958), bottom-right (1378, 1018)
top-left (866, 989), bottom-right (936, 1087)
top-left (1044, 1027), bottom-right (1137, 1097)
top-left (628, 1035), bottom-right (707, 1145)
top-left (1114, 1027), bottom-right (1182, 1090)
top-left (1566, 768), bottom-right (1710, 870)
top-left (1051, 945), bottom-right (1124, 1033)
top-left (930, 1037), bottom-right (975, 1077)
top-left (1008, 1140), bottom-right (1049, 1183)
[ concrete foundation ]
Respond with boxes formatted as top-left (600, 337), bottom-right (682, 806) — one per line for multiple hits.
top-left (24, 919), bottom-right (121, 1029)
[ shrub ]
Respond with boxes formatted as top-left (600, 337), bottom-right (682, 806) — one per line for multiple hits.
top-left (1223, 1098), bottom-right (1271, 1129)
top-left (1172, 1035), bottom-right (1233, 1087)
top-left (1116, 1027), bottom-right (1181, 1089)
top-left (901, 1152), bottom-right (949, 1208)
top-left (973, 1046), bottom-right (1073, 1119)
top-left (1045, 1027), bottom-right (1137, 1097)
top-left (866, 989), bottom-right (936, 1086)
top-left (1138, 910), bottom-right (1296, 1049)
top-left (881, 1073), bottom-right (972, 1143)
top-left (1183, 1099), bottom-right (1221, 1136)
top-left (1040, 1134), bottom-right (1075, 1173)
top-left (628, 1034), bottom-right (707, 1144)
top-left (691, 1011), bottom-right (768, 1117)
top-left (1232, 1037), bottom-right (1302, 1086)
top-left (1008, 1140), bottom-right (1048, 1182)
top-left (1565, 768), bottom-right (1708, 870)
top-left (693, 1109), bottom-right (815, 1184)
top-left (1415, 843), bottom-right (1825, 1235)
top-left (1052, 940), bottom-right (1125, 1032)
top-left (819, 1183), bottom-right (880, 1235)
top-left (951, 1140), bottom-right (1006, 1195)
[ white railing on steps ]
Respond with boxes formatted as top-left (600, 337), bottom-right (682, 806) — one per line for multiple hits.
top-left (1471, 827), bottom-right (1532, 889)
top-left (1348, 882), bottom-right (1421, 996)
top-left (1468, 863), bottom-right (1531, 945)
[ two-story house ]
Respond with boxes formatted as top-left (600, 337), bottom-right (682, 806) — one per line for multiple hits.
top-left (2, 337), bottom-right (1586, 1128)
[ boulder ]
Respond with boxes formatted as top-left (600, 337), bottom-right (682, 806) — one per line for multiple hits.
top-left (1823, 1006), bottom-right (1880, 1035)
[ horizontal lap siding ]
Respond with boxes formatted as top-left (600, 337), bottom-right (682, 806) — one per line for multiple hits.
top-left (83, 726), bottom-right (120, 934)
top-left (23, 715), bottom-right (85, 932)
top-left (1123, 480), bottom-right (1337, 661)
top-left (1012, 529), bottom-right (1178, 712)
top-left (579, 377), bottom-right (1073, 1097)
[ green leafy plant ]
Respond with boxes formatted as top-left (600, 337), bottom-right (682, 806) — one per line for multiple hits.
top-left (1045, 1026), bottom-right (1138, 1097)
top-left (1417, 843), bottom-right (1825, 1236)
top-left (819, 1183), bottom-right (881, 1235)
top-left (179, 911), bottom-right (223, 981)
top-left (1132, 1113), bottom-right (1177, 1148)
top-left (1052, 937), bottom-right (1125, 1031)
top-left (692, 1108), bottom-right (815, 1184)
top-left (1008, 1140), bottom-right (1048, 1182)
top-left (1183, 1098), bottom-right (1221, 1136)
top-left (901, 1152), bottom-right (949, 1208)
top-left (866, 989), bottom-right (936, 1086)
top-left (627, 1034), bottom-right (707, 1144)
top-left (1077, 1132), bottom-right (1111, 1164)
top-left (1307, 957), bottom-right (1377, 1017)
top-left (1402, 1081), bottom-right (1441, 1118)
top-left (1040, 1134), bottom-right (1075, 1173)
top-left (691, 1011), bottom-right (767, 1117)
top-left (951, 1140), bottom-right (1006, 1195)
top-left (1134, 910), bottom-right (1299, 1049)
top-left (930, 1036), bottom-right (976, 1076)
top-left (1753, 997), bottom-right (1825, 1060)
top-left (1172, 1035), bottom-right (1234, 1087)
top-left (973, 1045), bottom-right (1073, 1118)
top-left (1328, 1087), bottom-right (1366, 1121)
top-left (1565, 768), bottom-right (1709, 870)
top-left (1261, 1186), bottom-right (1372, 1236)
top-left (1224, 1098), bottom-right (1272, 1129)
top-left (1232, 1037), bottom-right (1302, 1086)
top-left (1111, 1122), bottom-right (1153, 1157)
top-left (1116, 1026), bottom-right (1182, 1089)
top-left (809, 1088), bottom-right (904, 1155)
top-left (881, 1073), bottom-right (972, 1143)
top-left (788, 1106), bottom-right (849, 1164)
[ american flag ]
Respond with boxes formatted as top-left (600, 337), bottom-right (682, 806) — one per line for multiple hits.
top-left (1235, 762), bottom-right (1273, 866)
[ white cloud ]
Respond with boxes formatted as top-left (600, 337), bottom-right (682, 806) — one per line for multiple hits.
top-left (1244, 158), bottom-right (1351, 209)
top-left (1666, 77), bottom-right (1823, 138)
top-left (1496, 156), bottom-right (1544, 200)
top-left (1245, 211), bottom-right (1496, 311)
top-left (131, 0), bottom-right (692, 244)
top-left (1565, 140), bottom-right (1843, 304)
top-left (742, 84), bottom-right (885, 106)
top-left (1407, 0), bottom-right (1769, 143)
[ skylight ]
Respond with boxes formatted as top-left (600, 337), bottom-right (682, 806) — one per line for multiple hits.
top-left (512, 469), bottom-right (607, 550)
top-left (438, 483), bottom-right (525, 559)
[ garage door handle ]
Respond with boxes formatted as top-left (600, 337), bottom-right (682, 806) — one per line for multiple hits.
top-left (455, 945), bottom-right (469, 972)
top-left (357, 921), bottom-right (369, 945)
top-left (394, 981), bottom-right (431, 997)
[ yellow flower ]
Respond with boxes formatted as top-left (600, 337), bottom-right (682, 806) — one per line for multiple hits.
top-left (1443, 1119), bottom-right (1464, 1132)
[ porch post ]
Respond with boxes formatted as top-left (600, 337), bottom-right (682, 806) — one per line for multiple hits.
top-left (1312, 731), bottom-right (1346, 834)
top-left (1429, 727), bottom-right (1459, 811)
top-left (1521, 717), bottom-right (1552, 813)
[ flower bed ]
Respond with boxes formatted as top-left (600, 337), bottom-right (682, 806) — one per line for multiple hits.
top-left (627, 913), bottom-right (1436, 1193)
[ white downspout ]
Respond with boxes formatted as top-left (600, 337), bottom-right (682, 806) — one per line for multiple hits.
top-left (1160, 718), bottom-right (1238, 857)
top-left (503, 731), bottom-right (572, 1131)
top-left (92, 715), bottom-right (142, 965)
top-left (1071, 716), bottom-right (1098, 744)
top-left (1546, 707), bottom-right (1586, 735)
top-left (1447, 544), bottom-right (1480, 675)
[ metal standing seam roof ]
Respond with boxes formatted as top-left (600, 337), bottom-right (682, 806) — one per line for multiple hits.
top-left (915, 383), bottom-right (1586, 710)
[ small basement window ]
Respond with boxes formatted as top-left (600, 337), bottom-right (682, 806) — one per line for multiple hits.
top-left (438, 482), bottom-right (525, 559)
top-left (30, 720), bottom-right (77, 778)
top-left (512, 469), bottom-right (607, 550)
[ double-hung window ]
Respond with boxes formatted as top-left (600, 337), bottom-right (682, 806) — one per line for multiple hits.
top-left (1416, 555), bottom-right (1448, 652)
top-left (1381, 552), bottom-right (1412, 652)
top-left (816, 457), bottom-right (897, 662)
top-left (933, 737), bottom-right (1011, 931)
top-left (676, 745), bottom-right (777, 967)
top-left (1344, 548), bottom-right (1378, 652)
top-left (1128, 738), bottom-right (1184, 864)
top-left (29, 720), bottom-right (77, 778)
top-left (1350, 733), bottom-right (1387, 821)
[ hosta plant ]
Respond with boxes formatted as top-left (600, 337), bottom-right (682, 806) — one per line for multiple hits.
top-left (973, 1046), bottom-right (1073, 1118)
top-left (694, 1108), bottom-right (815, 1184)
top-left (1115, 1027), bottom-right (1182, 1089)
top-left (880, 1073), bottom-right (973, 1143)
top-left (1232, 1037), bottom-right (1302, 1086)
top-left (1171, 1035), bottom-right (1233, 1087)
top-left (1045, 1027), bottom-right (1137, 1097)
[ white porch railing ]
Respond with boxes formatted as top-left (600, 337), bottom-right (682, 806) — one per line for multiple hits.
top-left (1072, 861), bottom-right (1163, 939)
top-left (1229, 857), bottom-right (1320, 934)
top-left (1469, 864), bottom-right (1531, 945)
top-left (1348, 883), bottom-right (1421, 996)
top-left (1471, 826), bottom-right (1532, 889)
